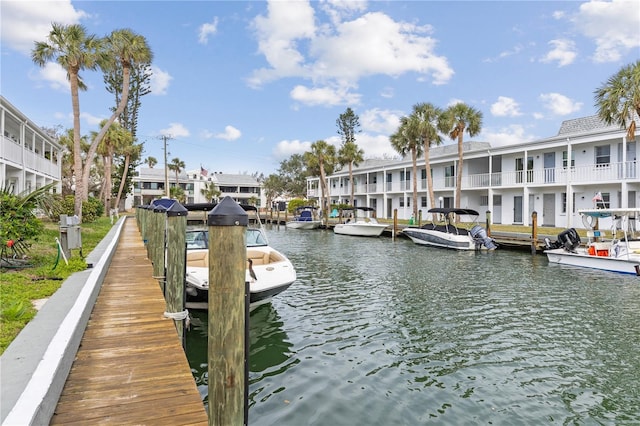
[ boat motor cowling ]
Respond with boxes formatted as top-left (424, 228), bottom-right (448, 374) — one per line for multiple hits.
top-left (557, 228), bottom-right (581, 252)
top-left (470, 225), bottom-right (498, 250)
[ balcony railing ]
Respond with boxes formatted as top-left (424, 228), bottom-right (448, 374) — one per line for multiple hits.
top-left (307, 160), bottom-right (638, 197)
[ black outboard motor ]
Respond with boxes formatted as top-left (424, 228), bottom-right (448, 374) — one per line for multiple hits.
top-left (548, 228), bottom-right (580, 252)
top-left (470, 225), bottom-right (498, 250)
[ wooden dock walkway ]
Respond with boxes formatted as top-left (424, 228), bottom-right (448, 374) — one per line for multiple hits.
top-left (51, 218), bottom-right (208, 425)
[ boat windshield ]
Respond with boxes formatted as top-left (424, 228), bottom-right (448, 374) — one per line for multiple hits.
top-left (186, 228), bottom-right (268, 249)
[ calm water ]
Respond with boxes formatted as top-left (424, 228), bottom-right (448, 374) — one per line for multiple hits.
top-left (186, 226), bottom-right (640, 425)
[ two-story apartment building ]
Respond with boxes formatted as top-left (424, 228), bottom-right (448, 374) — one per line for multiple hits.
top-left (129, 167), bottom-right (264, 207)
top-left (307, 114), bottom-right (638, 229)
top-left (0, 96), bottom-right (62, 195)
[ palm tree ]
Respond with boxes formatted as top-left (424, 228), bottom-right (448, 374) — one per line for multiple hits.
top-left (338, 141), bottom-right (364, 207)
top-left (262, 174), bottom-right (284, 210)
top-left (336, 108), bottom-right (363, 207)
top-left (32, 23), bottom-right (104, 220)
top-left (390, 115), bottom-right (422, 220)
top-left (113, 140), bottom-right (142, 211)
top-left (81, 29), bottom-right (153, 201)
top-left (304, 140), bottom-right (337, 222)
top-left (94, 119), bottom-right (132, 213)
top-left (412, 103), bottom-right (443, 213)
top-left (439, 103), bottom-right (483, 209)
top-left (200, 182), bottom-right (221, 203)
top-left (168, 157), bottom-right (185, 194)
top-left (594, 60), bottom-right (640, 140)
top-left (145, 156), bottom-right (158, 168)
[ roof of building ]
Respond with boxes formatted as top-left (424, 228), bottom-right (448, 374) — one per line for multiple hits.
top-left (211, 173), bottom-right (260, 186)
top-left (556, 114), bottom-right (622, 136)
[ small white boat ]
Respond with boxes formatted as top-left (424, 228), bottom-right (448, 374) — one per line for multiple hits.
top-left (402, 208), bottom-right (497, 250)
top-left (184, 204), bottom-right (296, 311)
top-left (333, 207), bottom-right (388, 237)
top-left (286, 206), bottom-right (321, 230)
top-left (544, 208), bottom-right (640, 276)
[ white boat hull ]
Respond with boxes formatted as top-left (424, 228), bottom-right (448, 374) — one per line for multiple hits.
top-left (333, 222), bottom-right (387, 237)
top-left (185, 246), bottom-right (296, 311)
top-left (286, 220), bottom-right (321, 230)
top-left (545, 248), bottom-right (640, 275)
top-left (403, 228), bottom-right (477, 250)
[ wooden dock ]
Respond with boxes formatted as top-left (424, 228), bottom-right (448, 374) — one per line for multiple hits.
top-left (51, 218), bottom-right (208, 425)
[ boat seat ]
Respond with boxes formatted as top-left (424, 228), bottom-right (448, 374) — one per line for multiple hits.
top-left (186, 250), bottom-right (208, 267)
top-left (247, 250), bottom-right (271, 266)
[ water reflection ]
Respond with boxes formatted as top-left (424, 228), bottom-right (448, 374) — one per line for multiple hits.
top-left (187, 227), bottom-right (640, 425)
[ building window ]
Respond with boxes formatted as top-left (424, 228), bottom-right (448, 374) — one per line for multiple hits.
top-left (516, 158), bottom-right (524, 183)
top-left (399, 197), bottom-right (404, 207)
top-left (480, 195), bottom-right (488, 206)
top-left (421, 196), bottom-right (427, 207)
top-left (562, 151), bottom-right (575, 168)
top-left (444, 165), bottom-right (455, 187)
top-left (595, 145), bottom-right (610, 166)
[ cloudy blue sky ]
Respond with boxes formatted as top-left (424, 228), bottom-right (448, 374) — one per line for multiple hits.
top-left (1, 0), bottom-right (638, 175)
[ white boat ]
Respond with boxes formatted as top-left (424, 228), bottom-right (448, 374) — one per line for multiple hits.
top-left (402, 208), bottom-right (497, 250)
top-left (286, 206), bottom-right (321, 230)
top-left (544, 208), bottom-right (640, 276)
top-left (184, 204), bottom-right (297, 311)
top-left (333, 207), bottom-right (388, 237)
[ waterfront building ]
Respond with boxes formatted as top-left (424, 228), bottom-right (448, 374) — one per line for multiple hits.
top-left (129, 167), bottom-right (264, 207)
top-left (306, 115), bottom-right (638, 229)
top-left (0, 96), bottom-right (62, 195)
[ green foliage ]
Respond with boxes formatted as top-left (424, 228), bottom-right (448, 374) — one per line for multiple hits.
top-left (60, 195), bottom-right (104, 222)
top-left (0, 187), bottom-right (47, 243)
top-left (287, 198), bottom-right (312, 213)
top-left (0, 217), bottom-right (113, 354)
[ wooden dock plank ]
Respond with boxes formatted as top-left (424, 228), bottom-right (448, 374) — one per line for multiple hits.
top-left (51, 218), bottom-right (208, 425)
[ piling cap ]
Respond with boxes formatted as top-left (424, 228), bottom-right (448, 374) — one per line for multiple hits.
top-left (207, 196), bottom-right (248, 226)
top-left (166, 202), bottom-right (188, 217)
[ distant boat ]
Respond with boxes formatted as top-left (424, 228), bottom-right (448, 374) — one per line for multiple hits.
top-left (544, 208), bottom-right (640, 276)
top-left (286, 206), bottom-right (321, 230)
top-left (402, 208), bottom-right (497, 250)
top-left (183, 203), bottom-right (296, 311)
top-left (333, 207), bottom-right (388, 237)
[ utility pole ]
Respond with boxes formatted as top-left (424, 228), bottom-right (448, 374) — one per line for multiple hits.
top-left (160, 134), bottom-right (173, 197)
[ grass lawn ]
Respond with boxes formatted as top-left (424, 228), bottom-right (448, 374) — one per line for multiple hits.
top-left (0, 217), bottom-right (115, 354)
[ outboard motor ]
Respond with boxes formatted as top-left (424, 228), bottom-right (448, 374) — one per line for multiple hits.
top-left (556, 228), bottom-right (580, 252)
top-left (470, 225), bottom-right (498, 250)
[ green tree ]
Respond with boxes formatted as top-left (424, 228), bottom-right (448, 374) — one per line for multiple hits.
top-left (262, 174), bottom-right (284, 209)
top-left (32, 23), bottom-right (104, 220)
top-left (93, 119), bottom-right (132, 214)
top-left (113, 139), bottom-right (143, 211)
top-left (390, 115), bottom-right (422, 220)
top-left (81, 29), bottom-right (153, 203)
top-left (0, 183), bottom-right (57, 244)
top-left (278, 154), bottom-right (308, 198)
top-left (145, 156), bottom-right (158, 168)
top-left (200, 181), bottom-right (221, 203)
top-left (168, 157), bottom-right (185, 185)
top-left (304, 140), bottom-right (337, 221)
top-left (412, 102), bottom-right (444, 212)
top-left (336, 108), bottom-right (363, 207)
top-left (594, 60), bottom-right (640, 140)
top-left (439, 103), bottom-right (483, 209)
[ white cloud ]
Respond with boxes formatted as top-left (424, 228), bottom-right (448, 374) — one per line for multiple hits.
top-left (358, 133), bottom-right (397, 158)
top-left (539, 93), bottom-right (582, 115)
top-left (149, 66), bottom-right (172, 95)
top-left (541, 39), bottom-right (577, 67)
top-left (290, 85), bottom-right (360, 106)
top-left (215, 125), bottom-right (242, 141)
top-left (319, 0), bottom-right (368, 26)
top-left (490, 96), bottom-right (522, 117)
top-left (0, 0), bottom-right (88, 54)
top-left (481, 124), bottom-right (536, 148)
top-left (80, 111), bottom-right (105, 127)
top-left (360, 108), bottom-right (402, 134)
top-left (159, 123), bottom-right (190, 138)
top-left (272, 139), bottom-right (312, 159)
top-left (249, 1), bottom-right (454, 95)
top-left (31, 62), bottom-right (70, 92)
top-left (198, 17), bottom-right (219, 44)
top-left (573, 0), bottom-right (640, 63)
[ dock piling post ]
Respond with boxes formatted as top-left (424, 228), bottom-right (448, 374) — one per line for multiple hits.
top-left (393, 208), bottom-right (398, 241)
top-left (486, 210), bottom-right (492, 237)
top-left (531, 211), bottom-right (538, 255)
top-left (152, 204), bottom-right (167, 292)
top-left (207, 196), bottom-right (248, 426)
top-left (165, 202), bottom-right (188, 346)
